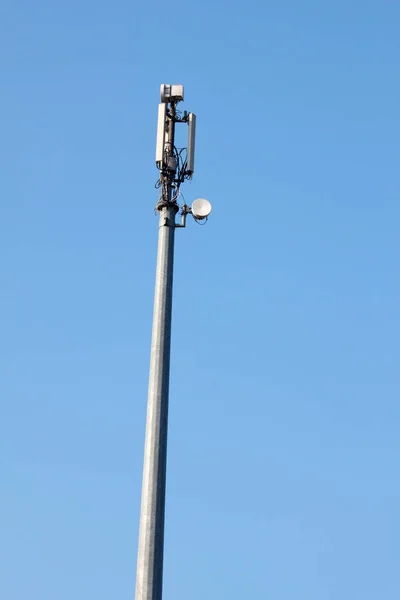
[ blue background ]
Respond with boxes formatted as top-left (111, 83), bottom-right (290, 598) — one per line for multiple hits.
top-left (1, 1), bottom-right (399, 598)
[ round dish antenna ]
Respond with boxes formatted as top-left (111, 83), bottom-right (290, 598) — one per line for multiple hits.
top-left (191, 198), bottom-right (212, 220)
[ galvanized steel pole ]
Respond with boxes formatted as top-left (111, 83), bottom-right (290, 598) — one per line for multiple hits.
top-left (135, 104), bottom-right (177, 600)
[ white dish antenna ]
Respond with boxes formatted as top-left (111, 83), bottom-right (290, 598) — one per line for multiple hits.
top-left (191, 198), bottom-right (212, 220)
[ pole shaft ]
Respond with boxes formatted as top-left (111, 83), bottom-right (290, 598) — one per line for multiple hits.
top-left (135, 105), bottom-right (177, 600)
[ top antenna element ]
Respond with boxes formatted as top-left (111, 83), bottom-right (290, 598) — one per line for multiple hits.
top-left (160, 84), bottom-right (184, 104)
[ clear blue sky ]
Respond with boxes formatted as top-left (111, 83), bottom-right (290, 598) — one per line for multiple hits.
top-left (1, 1), bottom-right (399, 598)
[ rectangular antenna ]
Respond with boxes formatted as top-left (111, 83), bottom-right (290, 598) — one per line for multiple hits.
top-left (186, 112), bottom-right (196, 176)
top-left (156, 103), bottom-right (166, 166)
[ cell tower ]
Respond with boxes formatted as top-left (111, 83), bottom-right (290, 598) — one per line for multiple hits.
top-left (135, 85), bottom-right (211, 600)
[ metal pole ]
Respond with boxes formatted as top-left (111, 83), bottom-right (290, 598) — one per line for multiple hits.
top-left (135, 104), bottom-right (178, 600)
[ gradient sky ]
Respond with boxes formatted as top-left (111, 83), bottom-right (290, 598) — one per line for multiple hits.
top-left (1, 1), bottom-right (400, 599)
